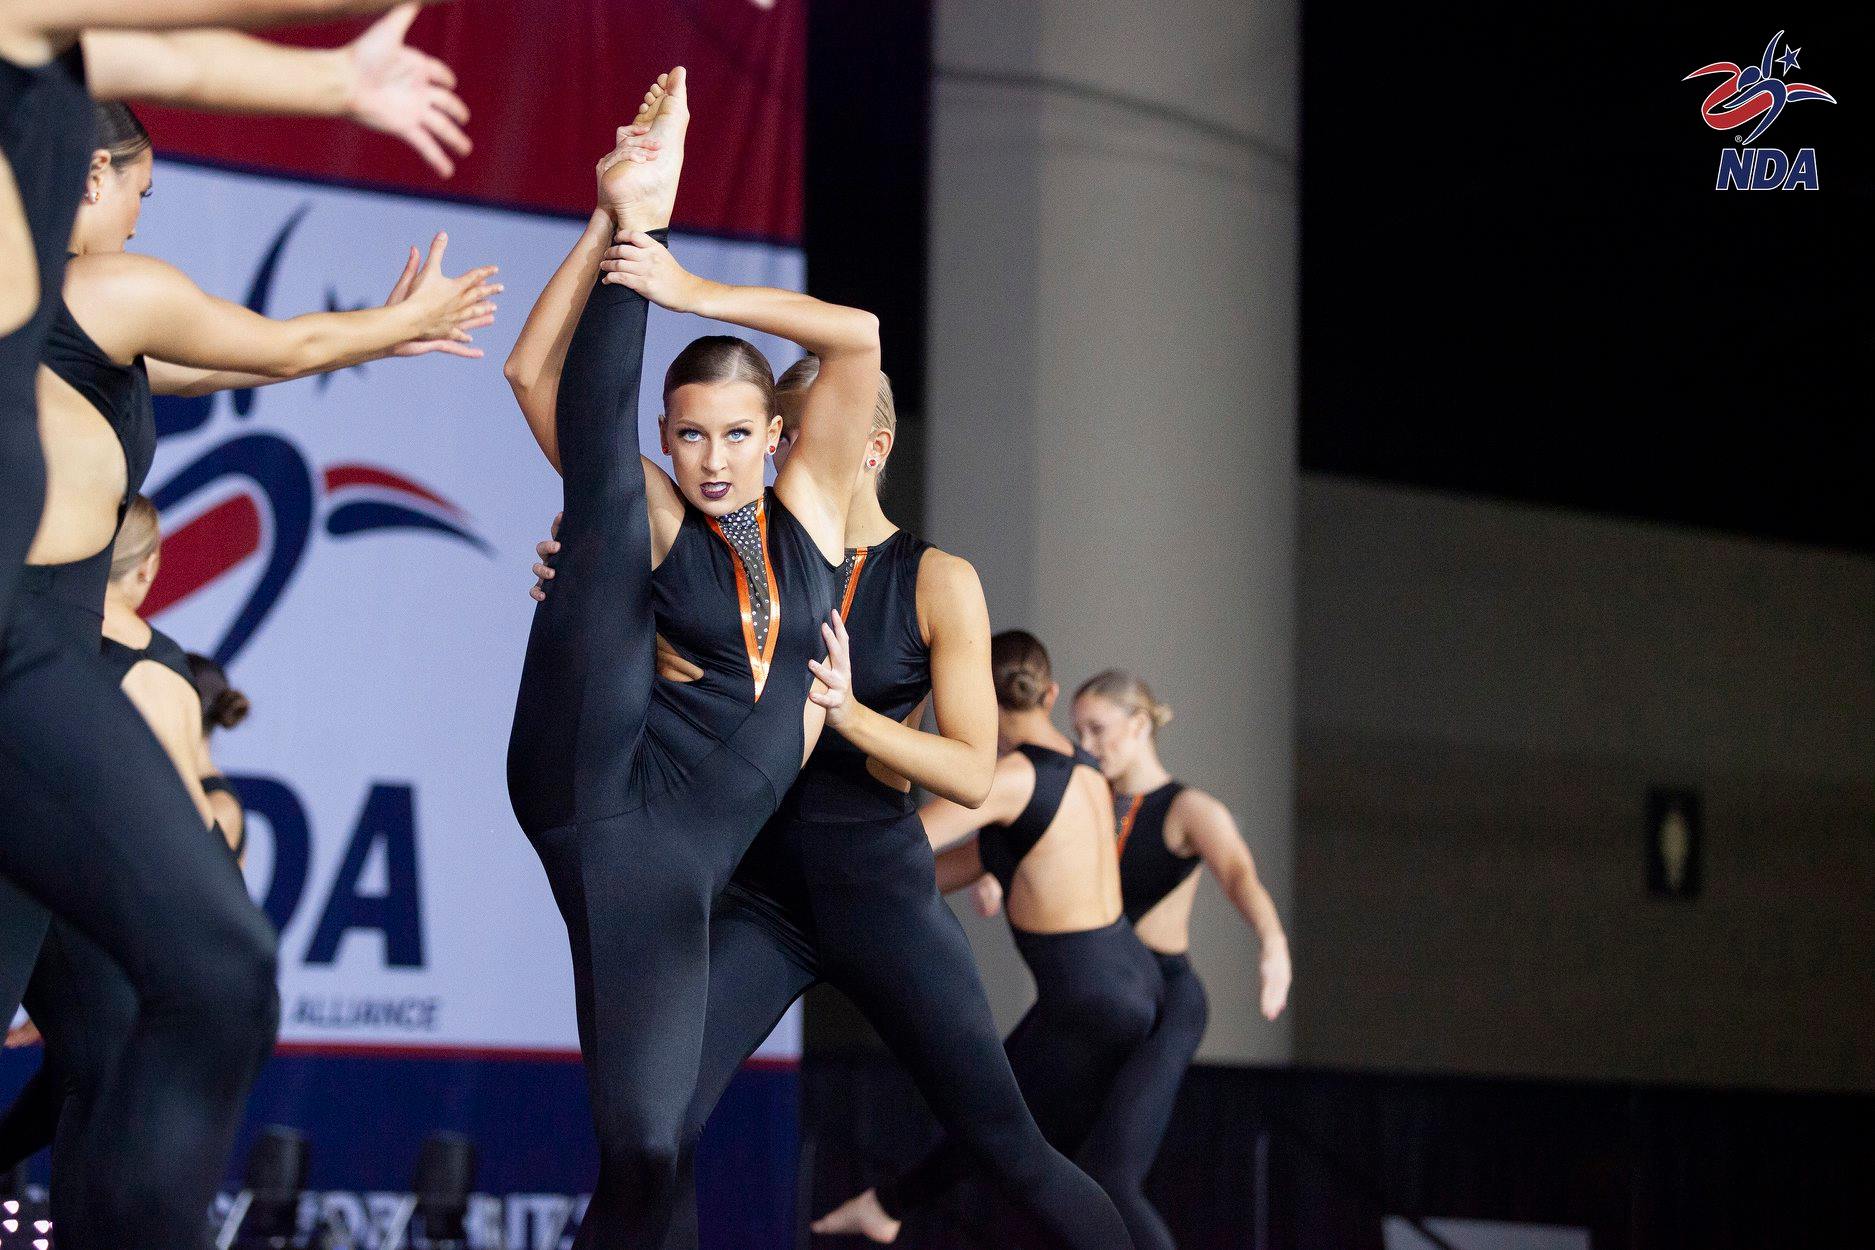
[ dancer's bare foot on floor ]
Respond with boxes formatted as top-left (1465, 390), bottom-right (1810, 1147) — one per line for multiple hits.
top-left (597, 65), bottom-right (689, 233)
top-left (811, 1188), bottom-right (902, 1243)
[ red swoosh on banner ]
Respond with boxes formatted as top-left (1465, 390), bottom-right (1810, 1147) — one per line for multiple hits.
top-left (323, 464), bottom-right (466, 518)
top-left (145, 494), bottom-right (263, 616)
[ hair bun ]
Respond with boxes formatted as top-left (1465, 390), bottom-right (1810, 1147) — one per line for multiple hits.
top-left (211, 689), bottom-right (251, 731)
top-left (1151, 702), bottom-right (1174, 731)
top-left (990, 631), bottom-right (1054, 710)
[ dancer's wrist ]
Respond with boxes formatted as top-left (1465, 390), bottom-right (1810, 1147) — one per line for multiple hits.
top-left (678, 275), bottom-right (725, 318)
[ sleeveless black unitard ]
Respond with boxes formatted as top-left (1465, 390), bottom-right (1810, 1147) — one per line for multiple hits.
top-left (0, 284), bottom-right (280, 1250)
top-left (656, 536), bottom-right (1131, 1249)
top-left (0, 44), bottom-right (89, 635)
top-left (1118, 780), bottom-right (1196, 924)
top-left (1076, 781), bottom-right (1211, 1250)
top-left (99, 623), bottom-right (193, 686)
top-left (877, 744), bottom-right (1162, 1246)
top-left (504, 239), bottom-right (842, 1247)
top-left (0, 42), bottom-right (93, 1032)
top-left (0, 623), bottom-right (237, 1195)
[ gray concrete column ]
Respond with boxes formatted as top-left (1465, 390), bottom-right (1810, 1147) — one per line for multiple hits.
top-left (922, 1), bottom-right (1299, 1064)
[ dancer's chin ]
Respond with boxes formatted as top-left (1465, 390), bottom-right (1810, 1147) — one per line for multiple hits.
top-left (684, 479), bottom-right (756, 515)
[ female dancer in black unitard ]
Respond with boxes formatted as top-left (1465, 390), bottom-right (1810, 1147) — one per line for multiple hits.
top-left (814, 631), bottom-right (1162, 1247)
top-left (0, 99), bottom-right (493, 1249)
top-left (1068, 670), bottom-right (1291, 1250)
top-left (531, 361), bottom-right (1135, 1250)
top-left (0, 496), bottom-right (238, 1184)
top-left (502, 69), bottom-right (881, 1246)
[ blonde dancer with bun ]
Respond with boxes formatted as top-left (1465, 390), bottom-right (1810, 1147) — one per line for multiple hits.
top-left (1054, 669), bottom-right (1290, 1250)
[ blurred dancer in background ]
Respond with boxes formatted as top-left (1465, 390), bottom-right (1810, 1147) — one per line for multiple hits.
top-left (814, 631), bottom-right (1158, 1247)
top-left (1066, 669), bottom-right (1291, 1249)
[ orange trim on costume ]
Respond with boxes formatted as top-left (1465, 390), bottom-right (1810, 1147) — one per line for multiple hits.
top-left (707, 501), bottom-right (781, 702)
top-left (838, 546), bottom-right (870, 621)
top-left (1115, 793), bottom-right (1146, 857)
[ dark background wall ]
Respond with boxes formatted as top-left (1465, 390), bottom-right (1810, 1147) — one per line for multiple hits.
top-left (801, 0), bottom-right (932, 535)
top-left (1294, 478), bottom-right (1875, 1092)
top-left (1300, 5), bottom-right (1875, 555)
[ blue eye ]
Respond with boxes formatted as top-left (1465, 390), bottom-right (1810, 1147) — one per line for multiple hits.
top-left (727, 429), bottom-right (749, 442)
top-left (678, 429), bottom-right (701, 442)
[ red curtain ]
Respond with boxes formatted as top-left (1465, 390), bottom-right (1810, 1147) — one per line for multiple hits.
top-left (135, 0), bottom-right (805, 242)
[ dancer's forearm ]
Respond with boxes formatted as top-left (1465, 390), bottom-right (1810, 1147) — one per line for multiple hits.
top-left (505, 210), bottom-right (616, 471)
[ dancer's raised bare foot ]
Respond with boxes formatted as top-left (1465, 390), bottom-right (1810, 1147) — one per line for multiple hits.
top-left (810, 1189), bottom-right (902, 1244)
top-left (597, 65), bottom-right (689, 233)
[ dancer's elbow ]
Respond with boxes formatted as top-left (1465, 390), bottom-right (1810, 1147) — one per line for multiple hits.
top-left (825, 308), bottom-right (880, 359)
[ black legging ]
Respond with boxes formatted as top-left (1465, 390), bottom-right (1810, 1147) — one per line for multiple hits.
top-left (0, 582), bottom-right (280, 1250)
top-left (0, 837), bottom-right (237, 1182)
top-left (0, 919), bottom-right (141, 1246)
top-left (661, 812), bottom-right (1135, 1250)
top-left (506, 239), bottom-right (833, 1247)
top-left (0, 1049), bottom-right (59, 1173)
top-left (0, 43), bottom-right (90, 1029)
top-left (878, 917), bottom-right (1162, 1243)
top-left (0, 413), bottom-right (42, 652)
top-left (1078, 951), bottom-right (1209, 1250)
top-left (0, 466), bottom-right (42, 1019)
top-left (0, 875), bottom-right (46, 1027)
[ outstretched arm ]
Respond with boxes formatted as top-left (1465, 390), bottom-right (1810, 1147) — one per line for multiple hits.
top-left (148, 231), bottom-right (494, 396)
top-left (814, 553), bottom-right (997, 806)
top-left (71, 243), bottom-right (496, 385)
top-left (83, 6), bottom-right (472, 177)
top-left (3, 0), bottom-right (447, 35)
top-left (1178, 790), bottom-right (1291, 1020)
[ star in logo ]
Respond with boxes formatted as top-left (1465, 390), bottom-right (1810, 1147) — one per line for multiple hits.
top-left (1777, 45), bottom-right (1801, 74)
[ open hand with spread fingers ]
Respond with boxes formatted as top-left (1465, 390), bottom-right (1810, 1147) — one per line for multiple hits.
top-left (385, 230), bottom-right (501, 357)
top-left (344, 3), bottom-right (474, 178)
top-left (384, 230), bottom-right (500, 350)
